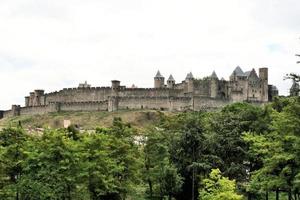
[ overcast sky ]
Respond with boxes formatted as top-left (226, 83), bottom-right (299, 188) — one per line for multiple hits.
top-left (0, 0), bottom-right (299, 110)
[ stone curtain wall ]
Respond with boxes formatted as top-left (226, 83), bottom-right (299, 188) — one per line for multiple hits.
top-left (2, 101), bottom-right (109, 118)
top-left (1, 97), bottom-right (231, 119)
top-left (118, 96), bottom-right (196, 111)
top-left (120, 96), bottom-right (227, 112)
top-left (118, 97), bottom-right (171, 110)
top-left (59, 101), bottom-right (108, 111)
top-left (20, 105), bottom-right (56, 115)
top-left (3, 110), bottom-right (12, 118)
top-left (45, 87), bottom-right (112, 104)
top-left (118, 88), bottom-right (184, 98)
top-left (192, 96), bottom-right (230, 110)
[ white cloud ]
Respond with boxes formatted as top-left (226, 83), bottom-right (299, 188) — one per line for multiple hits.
top-left (0, 0), bottom-right (299, 110)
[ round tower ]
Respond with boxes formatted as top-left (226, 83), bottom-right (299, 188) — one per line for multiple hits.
top-left (12, 105), bottom-right (21, 116)
top-left (185, 72), bottom-right (194, 93)
top-left (154, 70), bottom-right (165, 88)
top-left (25, 96), bottom-right (30, 107)
top-left (34, 90), bottom-right (45, 106)
top-left (34, 89), bottom-right (44, 97)
top-left (167, 74), bottom-right (175, 88)
top-left (259, 68), bottom-right (268, 81)
top-left (210, 71), bottom-right (219, 98)
top-left (29, 92), bottom-right (35, 107)
top-left (259, 68), bottom-right (268, 102)
top-left (111, 80), bottom-right (121, 90)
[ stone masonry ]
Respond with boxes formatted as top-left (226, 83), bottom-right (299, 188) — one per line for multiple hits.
top-left (0, 67), bottom-right (278, 119)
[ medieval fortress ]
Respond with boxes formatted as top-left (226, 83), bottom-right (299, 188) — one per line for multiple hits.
top-left (0, 67), bottom-right (279, 119)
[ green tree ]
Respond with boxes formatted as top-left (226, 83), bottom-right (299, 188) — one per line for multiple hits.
top-left (0, 128), bottom-right (27, 200)
top-left (17, 129), bottom-right (83, 199)
top-left (144, 128), bottom-right (182, 199)
top-left (81, 132), bottom-right (120, 200)
top-left (199, 169), bottom-right (243, 200)
top-left (163, 112), bottom-right (212, 200)
top-left (245, 97), bottom-right (300, 199)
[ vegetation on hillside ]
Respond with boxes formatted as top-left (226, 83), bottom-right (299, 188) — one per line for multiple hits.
top-left (0, 96), bottom-right (300, 199)
top-left (0, 110), bottom-right (165, 131)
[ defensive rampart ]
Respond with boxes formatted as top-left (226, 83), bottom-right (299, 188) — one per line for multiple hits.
top-left (192, 96), bottom-right (230, 110)
top-left (1, 101), bottom-right (109, 118)
top-left (0, 68), bottom-right (274, 119)
top-left (45, 87), bottom-right (112, 104)
top-left (0, 95), bottom-right (233, 119)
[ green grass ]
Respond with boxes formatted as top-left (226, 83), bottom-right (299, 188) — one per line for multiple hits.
top-left (0, 110), bottom-right (170, 131)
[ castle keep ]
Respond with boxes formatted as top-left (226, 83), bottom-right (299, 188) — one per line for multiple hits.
top-left (0, 67), bottom-right (278, 119)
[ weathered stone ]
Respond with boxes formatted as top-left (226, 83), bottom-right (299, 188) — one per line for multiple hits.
top-left (0, 67), bottom-right (279, 118)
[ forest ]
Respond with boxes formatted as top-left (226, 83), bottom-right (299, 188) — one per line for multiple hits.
top-left (0, 96), bottom-right (300, 200)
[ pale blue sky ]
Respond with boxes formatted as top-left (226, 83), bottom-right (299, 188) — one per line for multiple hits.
top-left (0, 0), bottom-right (299, 110)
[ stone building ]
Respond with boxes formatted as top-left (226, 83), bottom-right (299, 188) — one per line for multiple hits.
top-left (0, 67), bottom-right (278, 119)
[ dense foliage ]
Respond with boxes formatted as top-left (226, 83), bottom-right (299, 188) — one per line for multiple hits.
top-left (199, 168), bottom-right (243, 200)
top-left (0, 96), bottom-right (300, 200)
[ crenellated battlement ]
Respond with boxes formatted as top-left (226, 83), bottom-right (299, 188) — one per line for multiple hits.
top-left (0, 68), bottom-right (278, 118)
top-left (50, 100), bottom-right (108, 105)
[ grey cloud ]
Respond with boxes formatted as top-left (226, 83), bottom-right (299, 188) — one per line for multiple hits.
top-left (250, 0), bottom-right (300, 31)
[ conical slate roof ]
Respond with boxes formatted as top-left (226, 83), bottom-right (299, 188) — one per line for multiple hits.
top-left (244, 71), bottom-right (251, 77)
top-left (168, 74), bottom-right (175, 81)
top-left (248, 68), bottom-right (258, 79)
top-left (210, 71), bottom-right (218, 79)
top-left (185, 72), bottom-right (194, 80)
top-left (231, 66), bottom-right (246, 77)
top-left (155, 70), bottom-right (164, 78)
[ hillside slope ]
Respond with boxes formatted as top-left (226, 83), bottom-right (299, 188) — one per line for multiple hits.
top-left (0, 110), bottom-right (170, 131)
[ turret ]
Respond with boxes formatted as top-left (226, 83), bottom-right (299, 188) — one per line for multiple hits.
top-left (259, 68), bottom-right (268, 102)
top-left (34, 90), bottom-right (45, 106)
top-left (230, 66), bottom-right (245, 81)
top-left (185, 72), bottom-right (194, 93)
top-left (210, 71), bottom-right (218, 80)
top-left (29, 92), bottom-right (34, 106)
top-left (25, 96), bottom-right (30, 107)
top-left (111, 80), bottom-right (121, 90)
top-left (259, 68), bottom-right (268, 81)
top-left (11, 105), bottom-right (21, 117)
top-left (108, 80), bottom-right (120, 111)
top-left (78, 81), bottom-right (91, 88)
top-left (167, 75), bottom-right (175, 88)
top-left (210, 71), bottom-right (219, 98)
top-left (154, 70), bottom-right (165, 88)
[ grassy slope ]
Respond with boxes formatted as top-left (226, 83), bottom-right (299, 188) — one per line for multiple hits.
top-left (0, 110), bottom-right (171, 131)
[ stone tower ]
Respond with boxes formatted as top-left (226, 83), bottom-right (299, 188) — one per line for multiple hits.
top-left (167, 75), bottom-right (175, 88)
top-left (109, 80), bottom-right (120, 112)
top-left (25, 96), bottom-right (30, 107)
top-left (210, 71), bottom-right (219, 98)
top-left (33, 90), bottom-right (45, 106)
top-left (12, 105), bottom-right (21, 116)
top-left (111, 80), bottom-right (120, 90)
top-left (154, 70), bottom-right (165, 88)
top-left (185, 72), bottom-right (194, 93)
top-left (259, 68), bottom-right (268, 102)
